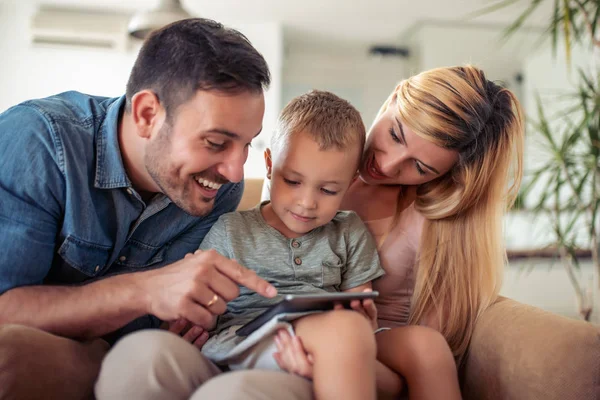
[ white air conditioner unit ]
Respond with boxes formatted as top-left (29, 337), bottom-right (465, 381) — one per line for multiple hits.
top-left (30, 6), bottom-right (132, 51)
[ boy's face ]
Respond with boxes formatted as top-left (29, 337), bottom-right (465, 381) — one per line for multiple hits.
top-left (263, 131), bottom-right (360, 238)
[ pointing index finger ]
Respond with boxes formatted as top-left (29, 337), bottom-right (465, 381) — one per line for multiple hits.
top-left (214, 253), bottom-right (277, 298)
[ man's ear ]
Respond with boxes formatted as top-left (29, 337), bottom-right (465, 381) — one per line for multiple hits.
top-left (264, 148), bottom-right (272, 180)
top-left (130, 90), bottom-right (164, 139)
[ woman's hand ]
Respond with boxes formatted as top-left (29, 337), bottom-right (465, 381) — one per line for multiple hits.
top-left (166, 318), bottom-right (210, 349)
top-left (273, 329), bottom-right (314, 379)
top-left (341, 288), bottom-right (378, 330)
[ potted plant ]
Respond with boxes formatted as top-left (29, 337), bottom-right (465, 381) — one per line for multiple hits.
top-left (484, 0), bottom-right (599, 321)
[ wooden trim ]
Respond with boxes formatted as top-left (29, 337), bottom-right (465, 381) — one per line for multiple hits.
top-left (507, 247), bottom-right (592, 260)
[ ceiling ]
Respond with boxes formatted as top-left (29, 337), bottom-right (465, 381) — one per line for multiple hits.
top-left (31, 0), bottom-right (553, 47)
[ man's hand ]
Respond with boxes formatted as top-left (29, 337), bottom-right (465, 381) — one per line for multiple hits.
top-left (141, 249), bottom-right (277, 329)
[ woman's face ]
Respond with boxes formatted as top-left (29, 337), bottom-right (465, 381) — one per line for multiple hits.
top-left (359, 102), bottom-right (459, 186)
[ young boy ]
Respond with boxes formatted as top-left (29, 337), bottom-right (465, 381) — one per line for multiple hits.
top-left (199, 90), bottom-right (384, 400)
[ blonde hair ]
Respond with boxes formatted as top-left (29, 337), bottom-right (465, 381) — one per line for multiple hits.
top-left (271, 90), bottom-right (366, 161)
top-left (382, 65), bottom-right (524, 360)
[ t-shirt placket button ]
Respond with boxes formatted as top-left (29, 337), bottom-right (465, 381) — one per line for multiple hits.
top-left (294, 257), bottom-right (302, 266)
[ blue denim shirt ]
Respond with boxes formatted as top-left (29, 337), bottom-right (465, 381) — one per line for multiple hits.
top-left (0, 92), bottom-right (243, 336)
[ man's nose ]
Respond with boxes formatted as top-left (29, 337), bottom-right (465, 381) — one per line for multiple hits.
top-left (217, 149), bottom-right (247, 183)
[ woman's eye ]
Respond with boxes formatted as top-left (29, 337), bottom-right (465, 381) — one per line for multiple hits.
top-left (415, 162), bottom-right (426, 176)
top-left (389, 127), bottom-right (401, 144)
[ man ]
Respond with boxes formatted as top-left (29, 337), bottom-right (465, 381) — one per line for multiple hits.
top-left (0, 18), bottom-right (311, 400)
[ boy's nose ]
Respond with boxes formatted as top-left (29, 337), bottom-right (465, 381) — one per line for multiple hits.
top-left (297, 191), bottom-right (317, 210)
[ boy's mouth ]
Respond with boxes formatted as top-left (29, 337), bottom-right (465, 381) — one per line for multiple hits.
top-left (290, 212), bottom-right (315, 223)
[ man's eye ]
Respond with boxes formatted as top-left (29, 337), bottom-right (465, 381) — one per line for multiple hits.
top-left (283, 178), bottom-right (299, 186)
top-left (206, 140), bottom-right (225, 149)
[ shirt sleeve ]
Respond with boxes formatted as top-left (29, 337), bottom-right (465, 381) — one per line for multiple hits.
top-left (0, 105), bottom-right (66, 294)
top-left (197, 213), bottom-right (234, 259)
top-left (339, 213), bottom-right (385, 291)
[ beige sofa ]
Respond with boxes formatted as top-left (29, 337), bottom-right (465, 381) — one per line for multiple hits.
top-left (240, 178), bottom-right (600, 400)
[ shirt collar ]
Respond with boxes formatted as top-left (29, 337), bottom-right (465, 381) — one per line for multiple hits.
top-left (94, 95), bottom-right (131, 189)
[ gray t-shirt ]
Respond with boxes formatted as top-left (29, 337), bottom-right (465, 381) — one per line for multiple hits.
top-left (199, 202), bottom-right (384, 334)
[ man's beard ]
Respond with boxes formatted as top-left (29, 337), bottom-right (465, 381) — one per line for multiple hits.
top-left (144, 124), bottom-right (215, 217)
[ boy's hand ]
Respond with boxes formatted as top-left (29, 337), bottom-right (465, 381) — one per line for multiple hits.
top-left (338, 288), bottom-right (378, 330)
top-left (167, 318), bottom-right (209, 349)
top-left (273, 329), bottom-right (314, 379)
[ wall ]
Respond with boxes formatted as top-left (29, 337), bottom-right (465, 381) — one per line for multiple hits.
top-left (283, 41), bottom-right (408, 130)
top-left (403, 21), bottom-right (542, 95)
top-left (0, 0), bottom-right (283, 178)
top-left (502, 259), bottom-right (596, 321)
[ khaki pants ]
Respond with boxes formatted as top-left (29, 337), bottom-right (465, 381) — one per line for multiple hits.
top-left (0, 324), bottom-right (109, 400)
top-left (95, 330), bottom-right (314, 400)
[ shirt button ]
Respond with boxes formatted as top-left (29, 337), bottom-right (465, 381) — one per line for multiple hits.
top-left (292, 240), bottom-right (300, 248)
top-left (119, 256), bottom-right (127, 262)
top-left (126, 188), bottom-right (133, 195)
top-left (94, 265), bottom-right (100, 272)
top-left (294, 257), bottom-right (302, 265)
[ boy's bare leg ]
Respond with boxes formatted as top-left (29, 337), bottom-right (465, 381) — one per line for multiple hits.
top-left (376, 326), bottom-right (461, 400)
top-left (293, 310), bottom-right (377, 400)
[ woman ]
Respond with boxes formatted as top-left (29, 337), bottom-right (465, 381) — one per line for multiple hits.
top-left (273, 64), bottom-right (524, 399)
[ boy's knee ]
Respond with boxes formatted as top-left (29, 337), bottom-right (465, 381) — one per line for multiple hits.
top-left (317, 310), bottom-right (376, 351)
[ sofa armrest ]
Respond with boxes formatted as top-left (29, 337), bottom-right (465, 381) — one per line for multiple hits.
top-left (461, 297), bottom-right (600, 400)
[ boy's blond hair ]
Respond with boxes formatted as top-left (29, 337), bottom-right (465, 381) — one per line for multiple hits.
top-left (271, 90), bottom-right (366, 160)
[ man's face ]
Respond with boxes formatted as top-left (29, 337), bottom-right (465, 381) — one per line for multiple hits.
top-left (145, 90), bottom-right (265, 216)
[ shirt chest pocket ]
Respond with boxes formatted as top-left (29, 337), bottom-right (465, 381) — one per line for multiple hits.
top-left (57, 235), bottom-right (111, 277)
top-left (114, 239), bottom-right (169, 269)
top-left (295, 254), bottom-right (344, 289)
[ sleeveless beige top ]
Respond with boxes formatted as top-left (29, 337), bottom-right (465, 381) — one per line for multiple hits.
top-left (364, 203), bottom-right (424, 328)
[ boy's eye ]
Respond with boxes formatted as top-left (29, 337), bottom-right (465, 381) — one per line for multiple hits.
top-left (283, 178), bottom-right (299, 186)
top-left (321, 188), bottom-right (338, 196)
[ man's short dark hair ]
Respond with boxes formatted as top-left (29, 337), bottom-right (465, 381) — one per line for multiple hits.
top-left (125, 18), bottom-right (271, 118)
